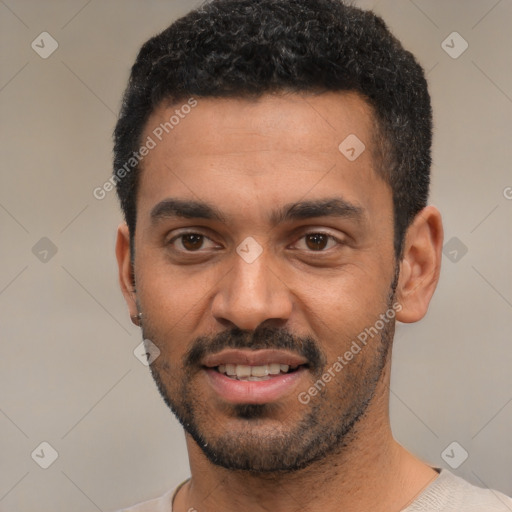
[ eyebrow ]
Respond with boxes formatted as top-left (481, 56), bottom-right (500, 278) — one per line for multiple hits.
top-left (271, 197), bottom-right (364, 225)
top-left (150, 198), bottom-right (227, 223)
top-left (150, 197), bottom-right (365, 226)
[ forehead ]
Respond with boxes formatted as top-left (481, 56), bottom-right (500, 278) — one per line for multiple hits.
top-left (136, 91), bottom-right (389, 225)
top-left (144, 91), bottom-right (375, 157)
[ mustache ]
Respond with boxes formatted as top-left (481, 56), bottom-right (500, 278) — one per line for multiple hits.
top-left (184, 325), bottom-right (326, 372)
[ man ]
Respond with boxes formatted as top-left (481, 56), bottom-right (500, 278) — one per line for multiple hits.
top-left (113, 1), bottom-right (512, 510)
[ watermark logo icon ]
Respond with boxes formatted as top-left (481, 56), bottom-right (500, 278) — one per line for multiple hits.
top-left (236, 236), bottom-right (263, 264)
top-left (134, 339), bottom-right (161, 366)
top-left (338, 134), bottom-right (365, 161)
top-left (443, 236), bottom-right (468, 263)
top-left (441, 32), bottom-right (468, 59)
top-left (31, 441), bottom-right (59, 469)
top-left (32, 237), bottom-right (58, 263)
top-left (441, 441), bottom-right (468, 469)
top-left (31, 32), bottom-right (59, 59)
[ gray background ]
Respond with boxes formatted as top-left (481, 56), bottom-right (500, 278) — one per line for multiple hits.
top-left (1, 0), bottom-right (511, 511)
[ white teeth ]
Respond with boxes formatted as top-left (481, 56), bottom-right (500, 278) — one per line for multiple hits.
top-left (216, 363), bottom-right (300, 379)
top-left (235, 365), bottom-right (252, 378)
top-left (268, 363), bottom-right (281, 375)
top-left (251, 365), bottom-right (269, 377)
top-left (225, 364), bottom-right (236, 376)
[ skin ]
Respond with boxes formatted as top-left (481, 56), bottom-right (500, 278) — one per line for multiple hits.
top-left (116, 91), bottom-right (444, 512)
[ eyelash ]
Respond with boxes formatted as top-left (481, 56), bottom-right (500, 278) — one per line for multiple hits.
top-left (293, 232), bottom-right (342, 251)
top-left (167, 231), bottom-right (344, 253)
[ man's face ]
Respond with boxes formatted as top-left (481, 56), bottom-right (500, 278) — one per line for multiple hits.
top-left (131, 92), bottom-right (398, 471)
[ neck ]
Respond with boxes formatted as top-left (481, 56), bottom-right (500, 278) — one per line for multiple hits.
top-left (174, 362), bottom-right (438, 512)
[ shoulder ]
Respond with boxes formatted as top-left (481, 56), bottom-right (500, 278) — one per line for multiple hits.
top-left (121, 492), bottom-right (172, 512)
top-left (114, 479), bottom-right (189, 512)
top-left (404, 469), bottom-right (512, 512)
top-left (115, 489), bottom-right (174, 512)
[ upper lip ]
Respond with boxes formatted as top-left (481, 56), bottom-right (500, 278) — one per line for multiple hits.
top-left (202, 349), bottom-right (309, 368)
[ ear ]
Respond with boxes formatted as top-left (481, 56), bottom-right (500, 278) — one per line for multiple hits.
top-left (396, 206), bottom-right (444, 323)
top-left (115, 223), bottom-right (139, 325)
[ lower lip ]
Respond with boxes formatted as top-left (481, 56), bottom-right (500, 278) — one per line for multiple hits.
top-left (204, 367), bottom-right (307, 404)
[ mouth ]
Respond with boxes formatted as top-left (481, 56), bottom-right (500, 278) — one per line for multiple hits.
top-left (214, 363), bottom-right (303, 381)
top-left (201, 349), bottom-right (310, 404)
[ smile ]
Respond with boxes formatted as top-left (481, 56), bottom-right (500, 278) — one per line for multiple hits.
top-left (201, 349), bottom-right (310, 404)
top-left (215, 363), bottom-right (301, 381)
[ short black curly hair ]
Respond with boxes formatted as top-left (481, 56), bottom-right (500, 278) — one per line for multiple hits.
top-left (113, 0), bottom-right (432, 258)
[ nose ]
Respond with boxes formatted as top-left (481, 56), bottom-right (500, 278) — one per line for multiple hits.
top-left (211, 250), bottom-right (293, 331)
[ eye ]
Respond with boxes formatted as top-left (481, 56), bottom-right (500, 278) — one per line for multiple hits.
top-left (293, 232), bottom-right (342, 252)
top-left (168, 232), bottom-right (219, 252)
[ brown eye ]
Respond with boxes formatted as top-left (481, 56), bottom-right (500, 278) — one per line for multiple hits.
top-left (292, 232), bottom-right (342, 252)
top-left (305, 233), bottom-right (329, 251)
top-left (180, 234), bottom-right (205, 251)
top-left (168, 232), bottom-right (220, 253)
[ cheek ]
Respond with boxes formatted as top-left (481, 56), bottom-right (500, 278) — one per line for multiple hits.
top-left (136, 248), bottom-right (215, 314)
top-left (293, 266), bottom-right (393, 353)
top-left (135, 258), bottom-right (242, 372)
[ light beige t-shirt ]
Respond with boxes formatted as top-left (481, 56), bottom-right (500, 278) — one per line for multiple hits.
top-left (118, 469), bottom-right (512, 511)
top-left (119, 479), bottom-right (188, 512)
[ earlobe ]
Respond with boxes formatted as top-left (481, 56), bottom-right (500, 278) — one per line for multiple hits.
top-left (115, 223), bottom-right (139, 324)
top-left (395, 206), bottom-right (444, 323)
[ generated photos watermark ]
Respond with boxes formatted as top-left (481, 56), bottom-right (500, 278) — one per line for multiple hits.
top-left (93, 97), bottom-right (198, 200)
top-left (298, 301), bottom-right (402, 405)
